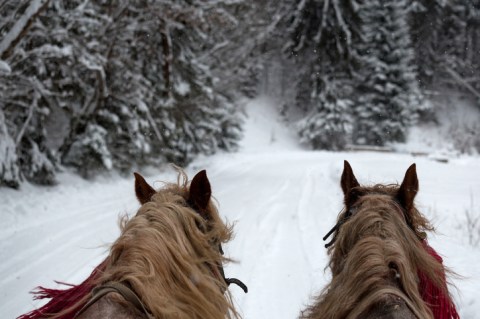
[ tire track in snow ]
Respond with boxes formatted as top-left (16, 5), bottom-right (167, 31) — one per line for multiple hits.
top-left (230, 163), bottom-right (326, 319)
top-left (223, 179), bottom-right (292, 292)
top-left (2, 199), bottom-right (132, 318)
top-left (1, 211), bottom-right (114, 286)
top-left (0, 199), bottom-right (126, 278)
top-left (294, 167), bottom-right (326, 289)
top-left (0, 190), bottom-right (133, 242)
top-left (293, 163), bottom-right (344, 299)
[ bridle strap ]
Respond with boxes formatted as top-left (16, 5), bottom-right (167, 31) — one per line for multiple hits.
top-left (216, 244), bottom-right (248, 293)
top-left (74, 282), bottom-right (154, 319)
top-left (323, 209), bottom-right (353, 248)
top-left (323, 199), bottom-right (415, 248)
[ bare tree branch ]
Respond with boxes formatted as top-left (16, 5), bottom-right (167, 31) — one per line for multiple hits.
top-left (444, 64), bottom-right (480, 100)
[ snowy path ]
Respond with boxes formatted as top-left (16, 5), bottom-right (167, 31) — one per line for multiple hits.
top-left (2, 97), bottom-right (480, 318)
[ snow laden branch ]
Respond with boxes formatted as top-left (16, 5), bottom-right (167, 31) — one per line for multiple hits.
top-left (332, 0), bottom-right (352, 54)
top-left (313, 0), bottom-right (330, 44)
top-left (285, 0), bottom-right (308, 53)
top-left (0, 60), bottom-right (11, 74)
top-left (0, 0), bottom-right (50, 60)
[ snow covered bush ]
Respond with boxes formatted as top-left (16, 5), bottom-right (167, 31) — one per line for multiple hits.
top-left (62, 123), bottom-right (112, 179)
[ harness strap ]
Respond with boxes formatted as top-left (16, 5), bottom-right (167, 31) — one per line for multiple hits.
top-left (74, 282), bottom-right (154, 319)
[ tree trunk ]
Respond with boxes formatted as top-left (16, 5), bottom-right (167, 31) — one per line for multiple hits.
top-left (0, 108), bottom-right (21, 188)
top-left (161, 24), bottom-right (173, 98)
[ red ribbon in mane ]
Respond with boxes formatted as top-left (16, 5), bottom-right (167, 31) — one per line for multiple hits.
top-left (17, 258), bottom-right (108, 319)
top-left (419, 241), bottom-right (459, 319)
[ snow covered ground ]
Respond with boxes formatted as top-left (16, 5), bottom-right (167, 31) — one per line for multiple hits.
top-left (2, 96), bottom-right (480, 319)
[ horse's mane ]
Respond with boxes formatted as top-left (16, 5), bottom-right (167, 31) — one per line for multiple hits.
top-left (101, 170), bottom-right (238, 319)
top-left (33, 169), bottom-right (240, 319)
top-left (301, 184), bottom-right (453, 319)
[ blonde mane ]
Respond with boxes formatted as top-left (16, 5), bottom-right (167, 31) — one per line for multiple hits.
top-left (49, 169), bottom-right (240, 319)
top-left (301, 184), bottom-right (452, 319)
top-left (100, 170), bottom-right (239, 319)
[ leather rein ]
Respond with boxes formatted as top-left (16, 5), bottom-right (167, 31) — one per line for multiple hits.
top-left (74, 281), bottom-right (154, 319)
top-left (74, 245), bottom-right (247, 318)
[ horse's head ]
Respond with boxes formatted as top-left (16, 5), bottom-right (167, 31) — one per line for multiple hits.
top-left (134, 169), bottom-right (220, 231)
top-left (19, 169), bottom-right (245, 319)
top-left (133, 169), bottom-right (247, 294)
top-left (305, 161), bottom-right (449, 319)
top-left (337, 160), bottom-right (427, 242)
top-left (323, 161), bottom-right (435, 248)
top-left (90, 169), bottom-right (246, 319)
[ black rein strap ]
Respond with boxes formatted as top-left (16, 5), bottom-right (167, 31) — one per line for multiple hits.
top-left (323, 209), bottom-right (354, 248)
top-left (225, 277), bottom-right (248, 293)
top-left (217, 243), bottom-right (248, 293)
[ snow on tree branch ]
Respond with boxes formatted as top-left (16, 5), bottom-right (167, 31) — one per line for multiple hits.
top-left (0, 0), bottom-right (50, 60)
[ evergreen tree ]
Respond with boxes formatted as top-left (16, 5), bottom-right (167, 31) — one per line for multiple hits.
top-left (410, 0), bottom-right (480, 98)
top-left (0, 0), bottom-right (58, 186)
top-left (354, 0), bottom-right (422, 146)
top-left (141, 0), bottom-right (244, 165)
top-left (408, 0), bottom-right (445, 86)
top-left (285, 0), bottom-right (361, 149)
top-left (298, 75), bottom-right (353, 150)
top-left (0, 0), bottom-right (245, 187)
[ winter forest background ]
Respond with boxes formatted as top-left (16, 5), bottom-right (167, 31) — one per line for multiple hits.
top-left (1, 0), bottom-right (480, 189)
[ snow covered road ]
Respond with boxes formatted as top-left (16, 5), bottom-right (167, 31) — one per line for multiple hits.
top-left (2, 97), bottom-right (480, 318)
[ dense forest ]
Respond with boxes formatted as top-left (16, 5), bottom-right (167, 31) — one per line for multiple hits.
top-left (1, 0), bottom-right (479, 188)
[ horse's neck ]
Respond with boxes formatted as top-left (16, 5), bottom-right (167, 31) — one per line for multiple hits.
top-left (76, 294), bottom-right (146, 319)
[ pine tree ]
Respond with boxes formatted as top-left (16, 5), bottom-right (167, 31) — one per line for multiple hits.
top-left (298, 75), bottom-right (353, 150)
top-left (141, 0), bottom-right (244, 165)
top-left (354, 0), bottom-right (422, 146)
top-left (284, 0), bottom-right (361, 149)
top-left (410, 0), bottom-right (480, 98)
top-left (0, 0), bottom-right (58, 186)
top-left (408, 0), bottom-right (445, 86)
top-left (59, 0), bottom-right (171, 176)
top-left (0, 0), bottom-right (245, 188)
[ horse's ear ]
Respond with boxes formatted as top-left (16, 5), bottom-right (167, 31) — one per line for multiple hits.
top-left (189, 170), bottom-right (211, 212)
top-left (397, 164), bottom-right (419, 212)
top-left (341, 160), bottom-right (360, 197)
top-left (134, 172), bottom-right (156, 205)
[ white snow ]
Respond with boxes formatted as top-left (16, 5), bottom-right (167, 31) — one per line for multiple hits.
top-left (0, 0), bottom-right (48, 57)
top-left (0, 60), bottom-right (11, 74)
top-left (239, 96), bottom-right (302, 153)
top-left (2, 96), bottom-right (480, 319)
top-left (174, 80), bottom-right (191, 96)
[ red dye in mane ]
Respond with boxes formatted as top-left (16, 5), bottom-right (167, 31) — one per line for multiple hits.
top-left (419, 241), bottom-right (459, 319)
top-left (17, 258), bottom-right (108, 319)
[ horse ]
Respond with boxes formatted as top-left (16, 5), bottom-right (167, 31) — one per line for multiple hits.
top-left (300, 161), bottom-right (459, 319)
top-left (18, 169), bottom-right (247, 319)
